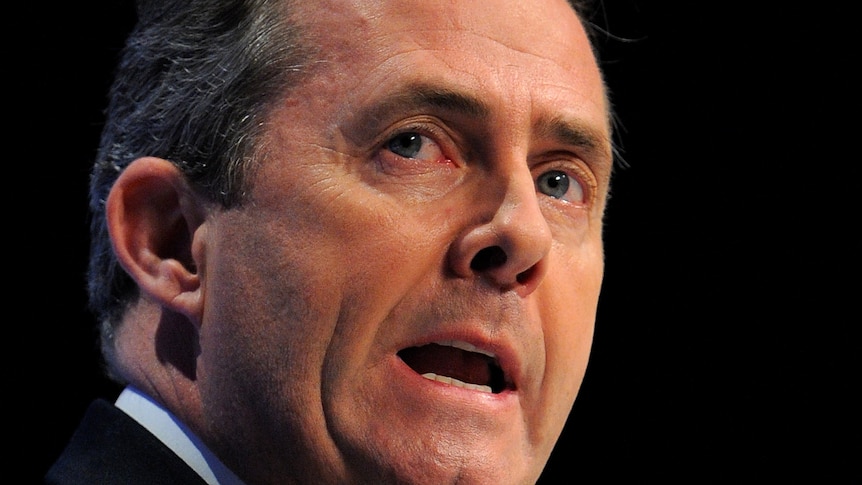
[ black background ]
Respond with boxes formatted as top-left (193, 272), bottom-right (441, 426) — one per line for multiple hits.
top-left (19, 1), bottom-right (858, 482)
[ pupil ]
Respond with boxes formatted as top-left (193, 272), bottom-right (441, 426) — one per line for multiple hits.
top-left (398, 134), bottom-right (416, 147)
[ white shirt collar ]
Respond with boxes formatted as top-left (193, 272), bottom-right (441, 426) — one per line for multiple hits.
top-left (115, 386), bottom-right (246, 485)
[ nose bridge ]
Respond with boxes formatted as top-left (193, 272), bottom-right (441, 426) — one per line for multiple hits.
top-left (493, 163), bottom-right (553, 268)
top-left (449, 157), bottom-right (553, 295)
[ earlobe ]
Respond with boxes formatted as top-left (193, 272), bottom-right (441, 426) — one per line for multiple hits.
top-left (106, 157), bottom-right (207, 325)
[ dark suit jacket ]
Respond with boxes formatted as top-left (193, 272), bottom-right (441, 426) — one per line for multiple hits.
top-left (44, 399), bottom-right (208, 485)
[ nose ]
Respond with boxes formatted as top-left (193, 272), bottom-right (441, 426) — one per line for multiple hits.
top-left (448, 166), bottom-right (552, 296)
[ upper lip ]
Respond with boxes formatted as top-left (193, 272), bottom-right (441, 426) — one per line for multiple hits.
top-left (435, 339), bottom-right (496, 358)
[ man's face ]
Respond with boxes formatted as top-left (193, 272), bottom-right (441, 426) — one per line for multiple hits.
top-left (194, 0), bottom-right (612, 482)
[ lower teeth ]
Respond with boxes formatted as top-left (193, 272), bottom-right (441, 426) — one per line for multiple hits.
top-left (421, 373), bottom-right (492, 393)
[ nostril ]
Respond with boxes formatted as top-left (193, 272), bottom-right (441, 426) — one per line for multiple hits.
top-left (470, 246), bottom-right (507, 272)
top-left (516, 266), bottom-right (535, 284)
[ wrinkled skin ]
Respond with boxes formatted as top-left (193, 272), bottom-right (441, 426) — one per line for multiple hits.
top-left (109, 0), bottom-right (613, 483)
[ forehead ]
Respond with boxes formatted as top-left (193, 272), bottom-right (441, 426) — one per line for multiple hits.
top-left (324, 0), bottom-right (586, 48)
top-left (294, 0), bottom-right (598, 80)
top-left (290, 0), bottom-right (609, 146)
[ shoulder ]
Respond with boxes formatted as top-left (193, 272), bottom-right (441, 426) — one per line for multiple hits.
top-left (44, 399), bottom-right (208, 485)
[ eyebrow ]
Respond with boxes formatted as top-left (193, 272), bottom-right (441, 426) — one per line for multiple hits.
top-left (361, 82), bottom-right (491, 125)
top-left (538, 115), bottom-right (614, 184)
top-left (534, 115), bottom-right (603, 151)
top-left (347, 81), bottom-right (610, 161)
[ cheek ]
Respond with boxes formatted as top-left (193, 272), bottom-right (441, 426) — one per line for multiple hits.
top-left (213, 174), bottom-right (458, 377)
top-left (542, 276), bottom-right (599, 380)
top-left (540, 245), bottom-right (604, 399)
top-left (197, 208), bottom-right (347, 395)
top-left (319, 200), bottom-right (457, 358)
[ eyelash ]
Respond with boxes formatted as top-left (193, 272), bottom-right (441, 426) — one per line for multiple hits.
top-left (386, 131), bottom-right (450, 164)
top-left (372, 121), bottom-right (462, 178)
top-left (385, 121), bottom-right (456, 153)
top-left (532, 158), bottom-right (596, 207)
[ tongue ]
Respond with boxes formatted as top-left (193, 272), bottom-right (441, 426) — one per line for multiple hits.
top-left (398, 343), bottom-right (491, 386)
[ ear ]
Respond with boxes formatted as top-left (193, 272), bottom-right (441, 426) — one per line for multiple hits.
top-left (106, 157), bottom-right (208, 326)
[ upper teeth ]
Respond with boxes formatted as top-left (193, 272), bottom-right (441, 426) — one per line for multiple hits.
top-left (434, 340), bottom-right (496, 358)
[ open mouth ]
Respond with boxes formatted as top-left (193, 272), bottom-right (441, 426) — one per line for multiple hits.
top-left (397, 341), bottom-right (509, 394)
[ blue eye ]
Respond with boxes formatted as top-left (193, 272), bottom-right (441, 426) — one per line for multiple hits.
top-left (536, 170), bottom-right (583, 202)
top-left (388, 132), bottom-right (424, 159)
